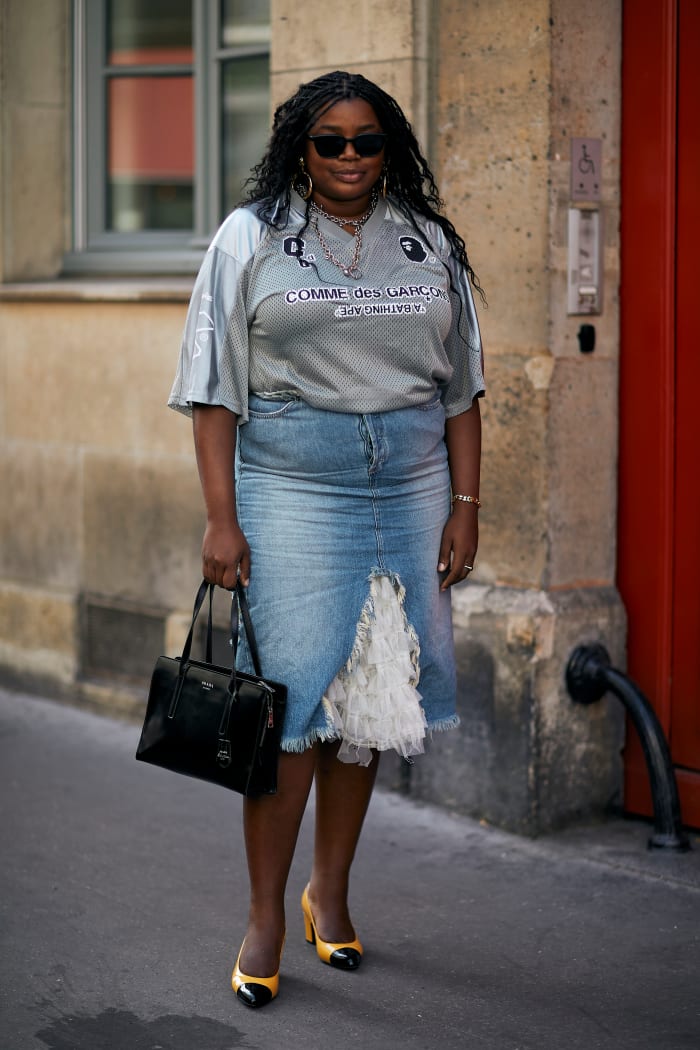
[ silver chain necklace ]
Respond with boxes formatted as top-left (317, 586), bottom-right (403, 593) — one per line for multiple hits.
top-left (309, 193), bottom-right (378, 279)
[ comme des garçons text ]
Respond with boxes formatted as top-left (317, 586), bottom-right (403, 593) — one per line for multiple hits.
top-left (284, 284), bottom-right (450, 305)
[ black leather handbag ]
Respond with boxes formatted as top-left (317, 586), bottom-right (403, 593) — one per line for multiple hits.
top-left (136, 580), bottom-right (286, 796)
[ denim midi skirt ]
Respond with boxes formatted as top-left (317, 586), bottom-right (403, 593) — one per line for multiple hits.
top-left (235, 394), bottom-right (459, 759)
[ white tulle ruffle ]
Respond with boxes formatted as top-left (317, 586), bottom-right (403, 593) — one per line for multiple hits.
top-left (322, 575), bottom-right (427, 766)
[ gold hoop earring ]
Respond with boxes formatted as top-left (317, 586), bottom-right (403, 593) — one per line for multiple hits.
top-left (380, 166), bottom-right (388, 198)
top-left (294, 158), bottom-right (313, 201)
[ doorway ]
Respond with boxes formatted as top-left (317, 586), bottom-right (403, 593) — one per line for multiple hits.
top-left (618, 0), bottom-right (700, 827)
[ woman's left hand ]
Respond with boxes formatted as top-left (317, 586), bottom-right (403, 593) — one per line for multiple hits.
top-left (437, 504), bottom-right (478, 591)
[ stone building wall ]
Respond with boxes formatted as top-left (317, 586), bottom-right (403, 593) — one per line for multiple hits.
top-left (0, 0), bottom-right (625, 833)
top-left (407, 0), bottom-right (625, 830)
top-left (0, 0), bottom-right (69, 282)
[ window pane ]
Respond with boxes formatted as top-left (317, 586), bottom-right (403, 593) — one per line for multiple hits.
top-left (107, 76), bottom-right (194, 231)
top-left (221, 55), bottom-right (270, 215)
top-left (221, 0), bottom-right (271, 47)
top-left (108, 0), bottom-right (192, 66)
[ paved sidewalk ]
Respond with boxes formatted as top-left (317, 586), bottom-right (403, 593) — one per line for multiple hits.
top-left (1, 686), bottom-right (699, 1050)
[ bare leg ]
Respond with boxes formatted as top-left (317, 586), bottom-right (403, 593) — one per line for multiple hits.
top-left (307, 740), bottom-right (380, 941)
top-left (239, 748), bottom-right (317, 976)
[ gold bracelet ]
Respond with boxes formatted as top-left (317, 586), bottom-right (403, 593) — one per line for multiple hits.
top-left (452, 494), bottom-right (481, 508)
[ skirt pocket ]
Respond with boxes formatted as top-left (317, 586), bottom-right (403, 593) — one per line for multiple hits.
top-left (247, 393), bottom-right (300, 419)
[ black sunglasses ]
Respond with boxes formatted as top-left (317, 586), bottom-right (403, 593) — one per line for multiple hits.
top-left (307, 133), bottom-right (387, 158)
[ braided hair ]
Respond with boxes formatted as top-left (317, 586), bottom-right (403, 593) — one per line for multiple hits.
top-left (241, 70), bottom-right (484, 300)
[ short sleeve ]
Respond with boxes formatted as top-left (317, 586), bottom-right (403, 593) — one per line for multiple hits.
top-left (426, 222), bottom-right (485, 418)
top-left (168, 207), bottom-right (266, 423)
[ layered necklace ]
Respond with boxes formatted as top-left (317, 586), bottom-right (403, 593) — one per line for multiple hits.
top-left (309, 191), bottom-right (378, 279)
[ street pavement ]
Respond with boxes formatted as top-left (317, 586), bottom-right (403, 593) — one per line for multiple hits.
top-left (1, 685), bottom-right (699, 1050)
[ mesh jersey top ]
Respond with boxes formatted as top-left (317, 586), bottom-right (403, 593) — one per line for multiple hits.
top-left (169, 191), bottom-right (484, 423)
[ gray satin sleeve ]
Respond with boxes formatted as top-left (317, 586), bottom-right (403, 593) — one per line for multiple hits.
top-left (426, 221), bottom-right (485, 417)
top-left (168, 207), bottom-right (266, 421)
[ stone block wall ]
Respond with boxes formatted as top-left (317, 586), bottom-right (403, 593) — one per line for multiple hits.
top-left (271, 0), bottom-right (431, 141)
top-left (0, 0), bottom-right (69, 281)
top-left (0, 292), bottom-right (201, 713)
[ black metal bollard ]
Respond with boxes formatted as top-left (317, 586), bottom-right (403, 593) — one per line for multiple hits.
top-left (566, 643), bottom-right (690, 852)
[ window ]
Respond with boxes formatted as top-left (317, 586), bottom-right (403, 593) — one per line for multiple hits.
top-left (67, 0), bottom-right (271, 274)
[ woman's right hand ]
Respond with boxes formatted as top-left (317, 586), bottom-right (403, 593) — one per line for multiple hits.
top-left (201, 519), bottom-right (251, 589)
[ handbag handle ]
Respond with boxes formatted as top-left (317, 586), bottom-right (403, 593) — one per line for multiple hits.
top-left (178, 579), bottom-right (265, 684)
top-left (179, 580), bottom-right (212, 669)
top-left (231, 581), bottom-right (263, 679)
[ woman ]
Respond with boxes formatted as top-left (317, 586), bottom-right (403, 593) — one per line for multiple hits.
top-left (169, 70), bottom-right (484, 1008)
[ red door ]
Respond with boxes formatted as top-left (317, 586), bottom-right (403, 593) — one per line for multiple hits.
top-left (619, 0), bottom-right (700, 827)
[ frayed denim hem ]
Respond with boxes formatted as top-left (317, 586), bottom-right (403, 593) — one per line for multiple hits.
top-left (427, 713), bottom-right (460, 735)
top-left (280, 724), bottom-right (341, 754)
top-left (280, 714), bottom-right (460, 755)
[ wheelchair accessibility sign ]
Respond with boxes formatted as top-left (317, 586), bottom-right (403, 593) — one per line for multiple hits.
top-left (571, 137), bottom-right (601, 201)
